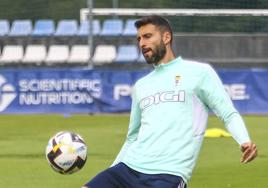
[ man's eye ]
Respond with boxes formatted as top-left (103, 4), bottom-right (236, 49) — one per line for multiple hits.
top-left (145, 35), bottom-right (150, 38)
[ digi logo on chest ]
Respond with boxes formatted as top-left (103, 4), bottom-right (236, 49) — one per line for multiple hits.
top-left (140, 90), bottom-right (185, 110)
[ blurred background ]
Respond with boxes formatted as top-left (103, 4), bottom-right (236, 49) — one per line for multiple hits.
top-left (0, 0), bottom-right (268, 114)
top-left (1, 0), bottom-right (268, 68)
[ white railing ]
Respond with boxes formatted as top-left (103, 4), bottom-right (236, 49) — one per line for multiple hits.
top-left (80, 8), bottom-right (268, 21)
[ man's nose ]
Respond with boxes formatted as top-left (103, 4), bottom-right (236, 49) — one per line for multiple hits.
top-left (139, 39), bottom-right (146, 49)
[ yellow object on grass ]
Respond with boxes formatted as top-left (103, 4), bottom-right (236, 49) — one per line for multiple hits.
top-left (205, 128), bottom-right (231, 138)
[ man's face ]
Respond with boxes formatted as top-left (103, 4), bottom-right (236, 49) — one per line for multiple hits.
top-left (137, 24), bottom-right (166, 65)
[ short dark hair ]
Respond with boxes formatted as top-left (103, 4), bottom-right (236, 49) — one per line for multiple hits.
top-left (134, 15), bottom-right (173, 43)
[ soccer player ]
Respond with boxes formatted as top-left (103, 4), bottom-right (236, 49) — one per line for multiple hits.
top-left (82, 15), bottom-right (257, 188)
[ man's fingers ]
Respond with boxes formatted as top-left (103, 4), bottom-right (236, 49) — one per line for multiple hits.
top-left (242, 147), bottom-right (251, 156)
top-left (241, 143), bottom-right (257, 163)
top-left (241, 149), bottom-right (257, 163)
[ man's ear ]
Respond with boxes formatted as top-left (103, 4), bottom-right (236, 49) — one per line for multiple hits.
top-left (163, 31), bottom-right (171, 45)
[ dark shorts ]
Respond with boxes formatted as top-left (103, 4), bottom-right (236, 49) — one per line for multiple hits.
top-left (84, 162), bottom-right (186, 188)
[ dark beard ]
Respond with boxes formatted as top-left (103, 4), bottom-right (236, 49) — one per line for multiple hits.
top-left (144, 42), bottom-right (166, 65)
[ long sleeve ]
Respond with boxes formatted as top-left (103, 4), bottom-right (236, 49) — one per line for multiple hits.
top-left (198, 65), bottom-right (250, 145)
top-left (111, 86), bottom-right (141, 166)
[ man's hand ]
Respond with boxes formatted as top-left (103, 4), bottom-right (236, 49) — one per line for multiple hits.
top-left (240, 142), bottom-right (257, 163)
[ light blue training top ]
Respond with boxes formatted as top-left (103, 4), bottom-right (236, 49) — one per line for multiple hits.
top-left (112, 57), bottom-right (250, 183)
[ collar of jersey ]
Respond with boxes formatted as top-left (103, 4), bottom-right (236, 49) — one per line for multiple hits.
top-left (153, 57), bottom-right (182, 69)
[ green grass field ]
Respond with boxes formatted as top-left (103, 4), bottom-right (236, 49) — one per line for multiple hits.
top-left (0, 114), bottom-right (267, 188)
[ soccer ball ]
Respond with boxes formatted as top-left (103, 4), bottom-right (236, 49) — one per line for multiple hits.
top-left (45, 131), bottom-right (87, 174)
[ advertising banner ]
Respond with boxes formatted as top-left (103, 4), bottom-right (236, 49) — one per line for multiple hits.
top-left (0, 68), bottom-right (267, 114)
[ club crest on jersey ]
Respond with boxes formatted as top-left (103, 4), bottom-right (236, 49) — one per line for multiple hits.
top-left (140, 90), bottom-right (185, 110)
top-left (175, 75), bottom-right (181, 86)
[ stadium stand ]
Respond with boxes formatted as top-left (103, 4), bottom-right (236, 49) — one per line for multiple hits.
top-left (68, 45), bottom-right (90, 63)
top-left (9, 20), bottom-right (32, 36)
top-left (115, 45), bottom-right (139, 63)
top-left (122, 19), bottom-right (137, 36)
top-left (77, 20), bottom-right (101, 36)
top-left (54, 19), bottom-right (78, 36)
top-left (0, 16), bottom-right (267, 68)
top-left (32, 19), bottom-right (55, 36)
top-left (45, 45), bottom-right (69, 65)
top-left (0, 45), bottom-right (24, 63)
top-left (22, 45), bottom-right (47, 64)
top-left (0, 20), bottom-right (10, 36)
top-left (0, 18), bottom-right (139, 67)
top-left (92, 45), bottom-right (116, 64)
top-left (100, 19), bottom-right (123, 36)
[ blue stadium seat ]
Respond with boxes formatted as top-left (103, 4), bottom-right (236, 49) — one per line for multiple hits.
top-left (115, 45), bottom-right (139, 63)
top-left (100, 19), bottom-right (123, 36)
top-left (77, 20), bottom-right (100, 36)
top-left (9, 19), bottom-right (32, 36)
top-left (0, 20), bottom-right (9, 36)
top-left (32, 19), bottom-right (55, 36)
top-left (122, 19), bottom-right (137, 36)
top-left (54, 19), bottom-right (78, 36)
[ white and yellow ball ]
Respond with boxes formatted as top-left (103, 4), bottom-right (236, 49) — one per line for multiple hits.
top-left (45, 131), bottom-right (87, 174)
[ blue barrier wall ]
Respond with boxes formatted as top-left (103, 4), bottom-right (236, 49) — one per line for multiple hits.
top-left (0, 68), bottom-right (267, 114)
